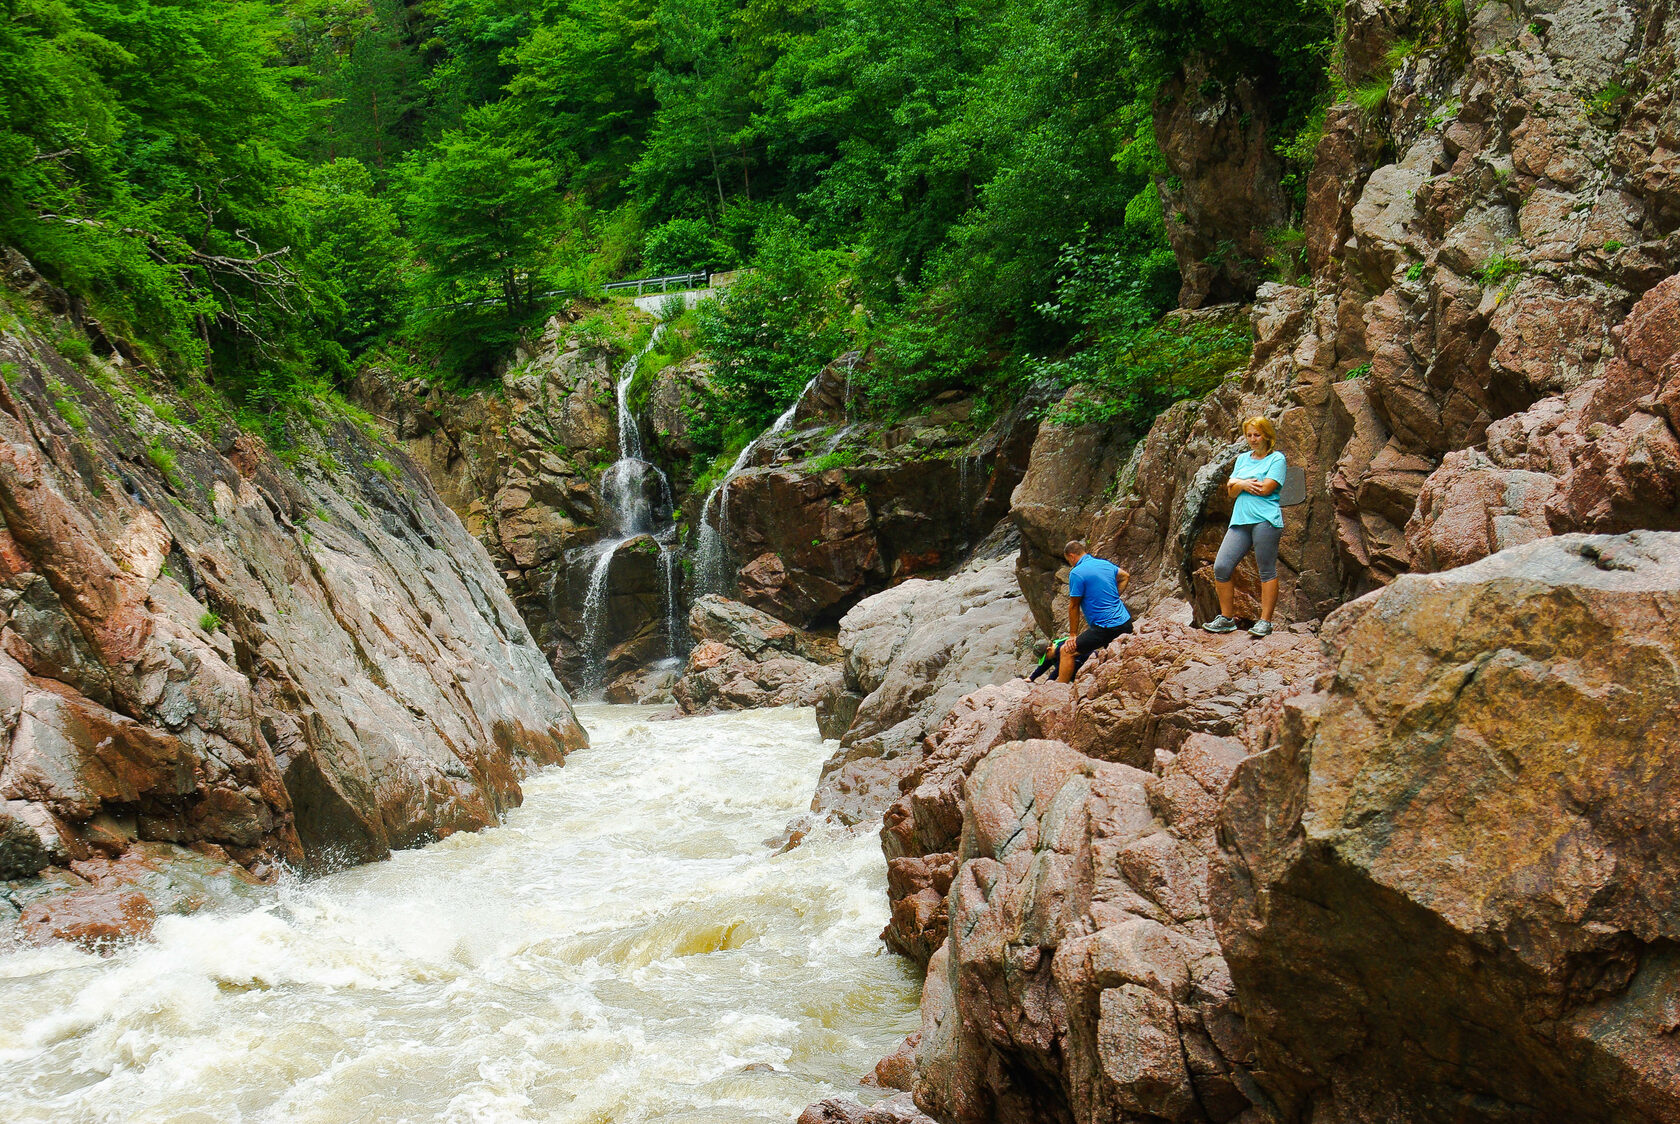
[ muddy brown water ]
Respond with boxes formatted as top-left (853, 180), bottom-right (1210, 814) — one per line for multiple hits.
top-left (0, 705), bottom-right (921, 1123)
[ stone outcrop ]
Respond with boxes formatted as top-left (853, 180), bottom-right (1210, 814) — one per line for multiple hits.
top-left (1408, 270), bottom-right (1680, 568)
top-left (859, 624), bottom-right (1326, 1124)
top-left (797, 1092), bottom-right (937, 1124)
top-left (706, 365), bottom-right (1040, 627)
top-left (670, 595), bottom-right (839, 715)
top-left (1154, 61), bottom-right (1290, 308)
top-left (1013, 0), bottom-right (1680, 634)
top-left (810, 549), bottom-right (1038, 825)
top-left (352, 311), bottom-right (687, 688)
top-left (1216, 531), bottom-right (1680, 1122)
top-left (0, 305), bottom-right (585, 934)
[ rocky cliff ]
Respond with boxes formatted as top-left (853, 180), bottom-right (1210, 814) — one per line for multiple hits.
top-left (808, 3), bottom-right (1680, 1122)
top-left (1014, 0), bottom-right (1680, 633)
top-left (0, 279), bottom-right (585, 944)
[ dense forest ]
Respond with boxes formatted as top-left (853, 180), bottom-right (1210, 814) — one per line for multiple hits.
top-left (0, 0), bottom-right (1338, 462)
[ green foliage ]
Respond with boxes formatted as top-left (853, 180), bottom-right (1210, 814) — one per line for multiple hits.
top-left (198, 610), bottom-right (223, 632)
top-left (643, 217), bottom-right (736, 274)
top-left (1353, 79), bottom-right (1391, 116)
top-left (1603, 240), bottom-right (1624, 253)
top-left (1025, 228), bottom-right (1239, 428)
top-left (1405, 262), bottom-right (1425, 281)
top-left (402, 105), bottom-right (564, 377)
top-left (146, 439), bottom-right (179, 485)
top-left (694, 216), bottom-right (850, 432)
top-left (2, 0), bottom-right (1341, 444)
top-left (1343, 362), bottom-right (1372, 380)
top-left (808, 447), bottom-right (854, 471)
top-left (367, 457), bottom-right (399, 480)
top-left (1477, 253), bottom-right (1524, 287)
top-left (0, 362), bottom-right (19, 386)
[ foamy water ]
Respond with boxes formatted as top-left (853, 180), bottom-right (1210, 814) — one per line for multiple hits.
top-left (0, 706), bottom-right (921, 1123)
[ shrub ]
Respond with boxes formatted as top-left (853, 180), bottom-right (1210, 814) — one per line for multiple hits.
top-left (199, 611), bottom-right (223, 632)
top-left (146, 440), bottom-right (181, 485)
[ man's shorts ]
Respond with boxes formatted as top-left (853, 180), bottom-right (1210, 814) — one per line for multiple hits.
top-left (1072, 621), bottom-right (1134, 673)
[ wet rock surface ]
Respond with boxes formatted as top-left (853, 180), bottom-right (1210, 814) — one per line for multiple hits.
top-left (705, 366), bottom-right (1040, 628)
top-left (809, 550), bottom-right (1038, 826)
top-left (352, 312), bottom-right (685, 689)
top-left (0, 316), bottom-right (585, 908)
top-left (669, 596), bottom-right (839, 715)
top-left (1217, 531), bottom-right (1680, 1123)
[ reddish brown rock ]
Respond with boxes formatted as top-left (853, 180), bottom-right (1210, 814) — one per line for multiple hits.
top-left (1215, 531), bottom-right (1680, 1123)
top-left (0, 293), bottom-right (585, 890)
top-left (912, 735), bottom-right (1265, 1124)
top-left (21, 888), bottom-right (155, 951)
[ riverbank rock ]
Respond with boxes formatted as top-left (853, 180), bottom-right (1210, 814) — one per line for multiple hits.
top-left (810, 551), bottom-right (1038, 825)
top-left (797, 1092), bottom-right (937, 1124)
top-left (669, 596), bottom-right (839, 715)
top-left (8, 840), bottom-right (265, 952)
top-left (703, 362), bottom-right (1040, 627)
top-left (0, 300), bottom-right (585, 901)
top-left (1215, 531), bottom-right (1680, 1123)
top-left (913, 735), bottom-right (1263, 1124)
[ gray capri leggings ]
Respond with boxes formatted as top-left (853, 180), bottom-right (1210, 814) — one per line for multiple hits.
top-left (1215, 521), bottom-right (1282, 583)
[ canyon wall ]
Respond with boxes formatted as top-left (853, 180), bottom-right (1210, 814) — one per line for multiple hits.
top-left (0, 270), bottom-right (586, 942)
top-left (832, 2), bottom-right (1680, 1121)
top-left (1015, 0), bottom-right (1680, 633)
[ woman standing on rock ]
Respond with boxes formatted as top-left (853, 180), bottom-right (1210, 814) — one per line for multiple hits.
top-left (1204, 417), bottom-right (1285, 637)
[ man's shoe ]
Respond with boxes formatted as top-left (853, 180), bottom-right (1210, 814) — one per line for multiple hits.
top-left (1249, 619), bottom-right (1274, 637)
top-left (1203, 615), bottom-right (1238, 633)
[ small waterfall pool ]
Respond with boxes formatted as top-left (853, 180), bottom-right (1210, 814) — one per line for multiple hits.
top-left (0, 706), bottom-right (922, 1123)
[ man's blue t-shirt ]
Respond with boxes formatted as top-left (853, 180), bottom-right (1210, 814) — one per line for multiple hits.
top-left (1068, 554), bottom-right (1131, 628)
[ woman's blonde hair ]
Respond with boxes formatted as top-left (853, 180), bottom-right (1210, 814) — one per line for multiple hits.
top-left (1243, 416), bottom-right (1278, 455)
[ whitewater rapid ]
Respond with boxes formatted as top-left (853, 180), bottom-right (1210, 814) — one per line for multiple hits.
top-left (0, 705), bottom-right (922, 1123)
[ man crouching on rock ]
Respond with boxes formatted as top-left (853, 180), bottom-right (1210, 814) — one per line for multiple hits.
top-left (1058, 539), bottom-right (1132, 683)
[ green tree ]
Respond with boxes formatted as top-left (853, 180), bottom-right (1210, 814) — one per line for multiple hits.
top-left (403, 105), bottom-right (563, 374)
top-left (694, 215), bottom-right (849, 433)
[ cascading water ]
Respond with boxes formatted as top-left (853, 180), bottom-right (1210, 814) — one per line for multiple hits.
top-left (0, 706), bottom-right (923, 1123)
top-left (575, 325), bottom-right (684, 696)
top-left (693, 373), bottom-right (823, 597)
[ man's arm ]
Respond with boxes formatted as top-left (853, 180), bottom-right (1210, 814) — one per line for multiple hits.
top-left (1116, 568), bottom-right (1130, 597)
top-left (1067, 596), bottom-right (1083, 641)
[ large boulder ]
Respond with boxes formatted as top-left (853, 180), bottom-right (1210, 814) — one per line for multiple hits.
top-left (668, 595), bottom-right (839, 715)
top-left (810, 552), bottom-right (1038, 825)
top-left (878, 623), bottom-right (1324, 969)
top-left (1216, 531), bottom-right (1680, 1123)
top-left (913, 736), bottom-right (1266, 1124)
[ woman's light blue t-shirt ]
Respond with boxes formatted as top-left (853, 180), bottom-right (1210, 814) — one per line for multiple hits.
top-left (1230, 450), bottom-right (1286, 529)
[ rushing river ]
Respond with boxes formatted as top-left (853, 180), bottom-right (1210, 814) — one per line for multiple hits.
top-left (0, 706), bottom-right (922, 1123)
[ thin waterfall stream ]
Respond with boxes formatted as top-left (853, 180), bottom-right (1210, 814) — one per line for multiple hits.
top-left (575, 320), bottom-right (683, 695)
top-left (0, 706), bottom-right (922, 1123)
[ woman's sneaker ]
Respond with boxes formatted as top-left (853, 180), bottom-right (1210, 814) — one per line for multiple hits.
top-left (1249, 619), bottom-right (1274, 637)
top-left (1203, 615), bottom-right (1238, 633)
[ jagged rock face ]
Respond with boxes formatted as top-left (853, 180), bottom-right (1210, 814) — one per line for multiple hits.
top-left (913, 736), bottom-right (1269, 1124)
top-left (669, 595), bottom-right (839, 715)
top-left (1154, 60), bottom-right (1291, 309)
top-left (809, 551), bottom-right (1038, 826)
top-left (879, 624), bottom-right (1324, 971)
top-left (1215, 531), bottom-right (1680, 1123)
top-left (353, 313), bottom-right (691, 690)
top-left (1034, 0), bottom-right (1680, 625)
top-left (0, 323), bottom-right (584, 888)
top-left (1409, 270), bottom-right (1680, 567)
top-left (711, 366), bottom-right (1039, 627)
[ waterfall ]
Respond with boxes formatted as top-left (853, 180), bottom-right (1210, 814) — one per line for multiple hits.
top-left (575, 323), bottom-right (682, 696)
top-left (693, 372), bottom-right (824, 597)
